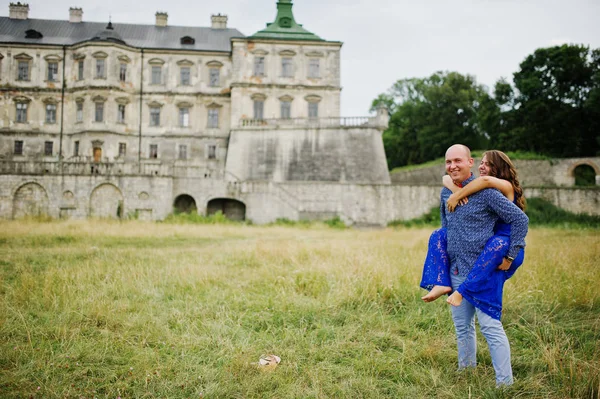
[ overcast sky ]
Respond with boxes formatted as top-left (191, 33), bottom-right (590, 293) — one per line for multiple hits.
top-left (9, 0), bottom-right (600, 116)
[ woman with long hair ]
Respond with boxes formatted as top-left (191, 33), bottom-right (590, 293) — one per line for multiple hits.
top-left (420, 150), bottom-right (526, 320)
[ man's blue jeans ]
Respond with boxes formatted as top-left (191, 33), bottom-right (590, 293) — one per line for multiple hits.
top-left (450, 273), bottom-right (513, 386)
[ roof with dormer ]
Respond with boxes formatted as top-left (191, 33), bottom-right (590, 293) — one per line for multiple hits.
top-left (0, 17), bottom-right (244, 52)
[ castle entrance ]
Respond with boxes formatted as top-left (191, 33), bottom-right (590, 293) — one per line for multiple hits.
top-left (207, 198), bottom-right (246, 221)
top-left (173, 194), bottom-right (197, 214)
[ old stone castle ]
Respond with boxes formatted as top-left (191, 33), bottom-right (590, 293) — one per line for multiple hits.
top-left (0, 1), bottom-right (598, 224)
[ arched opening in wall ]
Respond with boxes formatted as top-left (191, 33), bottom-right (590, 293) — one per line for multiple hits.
top-left (90, 183), bottom-right (124, 218)
top-left (573, 164), bottom-right (597, 186)
top-left (173, 194), bottom-right (197, 214)
top-left (207, 198), bottom-right (246, 221)
top-left (13, 182), bottom-right (50, 219)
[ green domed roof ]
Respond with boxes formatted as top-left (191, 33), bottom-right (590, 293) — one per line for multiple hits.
top-left (250, 0), bottom-right (324, 41)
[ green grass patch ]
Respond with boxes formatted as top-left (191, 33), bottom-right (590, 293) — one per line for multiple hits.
top-left (0, 222), bottom-right (598, 397)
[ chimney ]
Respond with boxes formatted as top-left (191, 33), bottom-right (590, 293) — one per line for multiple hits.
top-left (155, 12), bottom-right (168, 27)
top-left (69, 7), bottom-right (83, 23)
top-left (9, 2), bottom-right (29, 20)
top-left (211, 14), bottom-right (227, 29)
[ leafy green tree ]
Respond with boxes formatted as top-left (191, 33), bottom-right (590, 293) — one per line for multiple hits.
top-left (372, 72), bottom-right (494, 168)
top-left (497, 44), bottom-right (600, 157)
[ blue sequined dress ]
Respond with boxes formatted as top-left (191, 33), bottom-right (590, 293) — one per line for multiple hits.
top-left (420, 221), bottom-right (525, 320)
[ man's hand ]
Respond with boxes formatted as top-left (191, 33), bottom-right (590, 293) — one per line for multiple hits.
top-left (447, 193), bottom-right (468, 212)
top-left (498, 258), bottom-right (512, 271)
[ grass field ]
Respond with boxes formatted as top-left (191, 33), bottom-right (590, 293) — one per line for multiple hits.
top-left (1, 220), bottom-right (599, 398)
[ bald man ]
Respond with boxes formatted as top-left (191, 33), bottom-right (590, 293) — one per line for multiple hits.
top-left (440, 144), bottom-right (528, 386)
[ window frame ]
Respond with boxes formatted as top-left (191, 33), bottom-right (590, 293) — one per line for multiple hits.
top-left (95, 58), bottom-right (106, 79)
top-left (308, 58), bottom-right (320, 79)
top-left (118, 142), bottom-right (126, 157)
top-left (76, 101), bottom-right (84, 123)
top-left (45, 103), bottom-right (57, 124)
top-left (280, 100), bottom-right (292, 119)
top-left (119, 63), bottom-right (127, 82)
top-left (16, 102), bottom-right (28, 123)
top-left (73, 140), bottom-right (79, 157)
top-left (94, 102), bottom-right (104, 122)
top-left (44, 141), bottom-right (54, 156)
top-left (179, 107), bottom-right (190, 127)
top-left (117, 104), bottom-right (126, 124)
top-left (17, 60), bottom-right (30, 81)
top-left (47, 61), bottom-right (59, 82)
top-left (77, 60), bottom-right (84, 81)
top-left (281, 57), bottom-right (293, 77)
top-left (149, 144), bottom-right (158, 159)
top-left (178, 144), bottom-right (187, 160)
top-left (14, 140), bottom-right (24, 155)
top-left (151, 65), bottom-right (162, 85)
top-left (253, 56), bottom-right (265, 77)
top-left (253, 100), bottom-right (264, 120)
top-left (207, 108), bottom-right (219, 128)
top-left (180, 66), bottom-right (191, 86)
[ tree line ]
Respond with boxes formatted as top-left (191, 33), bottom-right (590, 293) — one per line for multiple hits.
top-left (372, 44), bottom-right (600, 169)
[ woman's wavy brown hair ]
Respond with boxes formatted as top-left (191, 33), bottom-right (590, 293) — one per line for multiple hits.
top-left (482, 150), bottom-right (526, 211)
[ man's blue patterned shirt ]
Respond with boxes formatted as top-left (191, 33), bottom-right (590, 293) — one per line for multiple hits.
top-left (440, 174), bottom-right (529, 277)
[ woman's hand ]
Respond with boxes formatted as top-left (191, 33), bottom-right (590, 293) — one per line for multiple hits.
top-left (498, 258), bottom-right (512, 271)
top-left (447, 193), bottom-right (468, 212)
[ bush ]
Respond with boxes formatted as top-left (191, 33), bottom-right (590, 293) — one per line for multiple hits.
top-left (163, 211), bottom-right (249, 225)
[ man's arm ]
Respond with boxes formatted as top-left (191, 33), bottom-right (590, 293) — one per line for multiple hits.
top-left (482, 189), bottom-right (528, 258)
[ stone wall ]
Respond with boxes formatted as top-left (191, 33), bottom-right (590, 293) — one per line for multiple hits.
top-left (391, 157), bottom-right (600, 187)
top-left (226, 126), bottom-right (391, 184)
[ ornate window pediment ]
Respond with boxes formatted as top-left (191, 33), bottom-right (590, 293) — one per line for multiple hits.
top-left (279, 94), bottom-right (294, 102)
top-left (305, 94), bottom-right (322, 103)
top-left (148, 58), bottom-right (165, 65)
top-left (116, 97), bottom-right (130, 105)
top-left (176, 101), bottom-right (194, 108)
top-left (117, 54), bottom-right (131, 63)
top-left (206, 60), bottom-right (223, 68)
top-left (92, 95), bottom-right (107, 103)
top-left (92, 51), bottom-right (108, 59)
top-left (250, 49), bottom-right (269, 56)
top-left (251, 93), bottom-right (267, 101)
top-left (206, 102), bottom-right (222, 109)
top-left (13, 96), bottom-right (31, 103)
top-left (75, 97), bottom-right (85, 103)
top-left (147, 100), bottom-right (163, 108)
top-left (14, 53), bottom-right (33, 61)
top-left (44, 54), bottom-right (63, 62)
top-left (279, 49), bottom-right (296, 56)
top-left (177, 59), bottom-right (194, 66)
top-left (42, 97), bottom-right (59, 104)
top-left (305, 51), bottom-right (324, 57)
top-left (72, 53), bottom-right (86, 60)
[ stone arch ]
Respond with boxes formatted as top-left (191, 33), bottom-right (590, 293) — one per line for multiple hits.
top-left (568, 161), bottom-right (600, 186)
top-left (173, 194), bottom-right (197, 214)
top-left (207, 198), bottom-right (246, 221)
top-left (90, 183), bottom-right (124, 218)
top-left (12, 182), bottom-right (49, 219)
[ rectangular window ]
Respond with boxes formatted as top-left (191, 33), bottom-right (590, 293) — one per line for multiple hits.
top-left (76, 102), bottom-right (83, 122)
top-left (95, 102), bottom-right (104, 122)
top-left (253, 57), bottom-right (265, 76)
top-left (17, 61), bottom-right (29, 81)
top-left (16, 103), bottom-right (28, 123)
top-left (47, 62), bottom-right (59, 81)
top-left (308, 58), bottom-right (320, 78)
top-left (253, 100), bottom-right (264, 120)
top-left (73, 140), bottom-right (79, 156)
top-left (281, 101), bottom-right (291, 119)
top-left (119, 142), bottom-right (126, 157)
top-left (178, 144), bottom-right (187, 160)
top-left (308, 102), bottom-right (319, 118)
top-left (179, 107), bottom-right (189, 127)
top-left (209, 68), bottom-right (220, 87)
top-left (95, 59), bottom-right (105, 78)
top-left (207, 108), bottom-right (219, 128)
top-left (281, 57), bottom-right (293, 77)
top-left (119, 63), bottom-right (127, 82)
top-left (78, 60), bottom-right (84, 80)
top-left (151, 66), bottom-right (162, 84)
top-left (150, 107), bottom-right (161, 126)
top-left (14, 140), bottom-right (23, 155)
top-left (207, 144), bottom-right (216, 159)
top-left (44, 141), bottom-right (53, 156)
top-left (149, 144), bottom-right (158, 159)
top-left (45, 104), bottom-right (57, 123)
top-left (117, 104), bottom-right (126, 123)
top-left (180, 67), bottom-right (191, 85)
